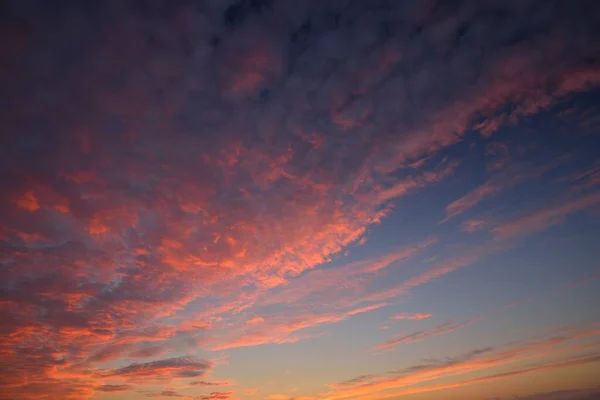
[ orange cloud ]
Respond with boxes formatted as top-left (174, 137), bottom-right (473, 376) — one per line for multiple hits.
top-left (211, 303), bottom-right (387, 351)
top-left (14, 191), bottom-right (40, 212)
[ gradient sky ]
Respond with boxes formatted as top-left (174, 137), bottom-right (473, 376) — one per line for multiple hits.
top-left (1, 1), bottom-right (600, 400)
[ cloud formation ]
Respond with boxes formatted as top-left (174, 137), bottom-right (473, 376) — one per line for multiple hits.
top-left (390, 313), bottom-right (432, 321)
top-left (324, 324), bottom-right (600, 400)
top-left (0, 0), bottom-right (599, 398)
top-left (102, 357), bottom-right (212, 380)
top-left (376, 318), bottom-right (477, 350)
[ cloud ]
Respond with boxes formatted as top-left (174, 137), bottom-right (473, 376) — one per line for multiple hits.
top-left (102, 357), bottom-right (212, 380)
top-left (376, 318), bottom-right (477, 350)
top-left (197, 392), bottom-right (234, 400)
top-left (561, 161), bottom-right (600, 190)
top-left (95, 384), bottom-right (132, 392)
top-left (512, 386), bottom-right (600, 400)
top-left (210, 303), bottom-right (387, 351)
top-left (147, 390), bottom-right (192, 398)
top-left (323, 324), bottom-right (600, 400)
top-left (260, 237), bottom-right (437, 308)
top-left (359, 242), bottom-right (506, 304)
top-left (462, 218), bottom-right (490, 233)
top-left (88, 346), bottom-right (131, 364)
top-left (445, 155), bottom-right (568, 221)
top-left (1, 0), bottom-right (599, 398)
top-left (189, 381), bottom-right (229, 387)
top-left (129, 345), bottom-right (169, 359)
top-left (267, 395), bottom-right (318, 400)
top-left (388, 352), bottom-right (600, 400)
top-left (492, 192), bottom-right (600, 240)
top-left (390, 313), bottom-right (432, 321)
top-left (399, 347), bottom-right (495, 374)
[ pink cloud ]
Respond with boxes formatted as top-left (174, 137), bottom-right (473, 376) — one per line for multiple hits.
top-left (462, 218), bottom-right (489, 233)
top-left (210, 303), bottom-right (387, 351)
top-left (445, 158), bottom-right (567, 221)
top-left (493, 192), bottom-right (600, 240)
top-left (259, 237), bottom-right (437, 308)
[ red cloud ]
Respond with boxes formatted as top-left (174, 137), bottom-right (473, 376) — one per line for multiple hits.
top-left (14, 191), bottom-right (40, 212)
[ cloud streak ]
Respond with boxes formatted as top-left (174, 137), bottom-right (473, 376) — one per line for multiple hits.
top-left (376, 318), bottom-right (477, 350)
top-left (324, 324), bottom-right (600, 400)
top-left (102, 357), bottom-right (212, 381)
top-left (390, 313), bottom-right (432, 321)
top-left (492, 192), bottom-right (600, 240)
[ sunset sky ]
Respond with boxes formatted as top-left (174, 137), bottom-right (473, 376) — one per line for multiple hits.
top-left (1, 1), bottom-right (600, 399)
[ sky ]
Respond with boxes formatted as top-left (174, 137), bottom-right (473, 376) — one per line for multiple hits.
top-left (1, 1), bottom-right (600, 399)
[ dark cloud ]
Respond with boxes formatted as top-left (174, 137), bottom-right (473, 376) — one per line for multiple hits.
top-left (223, 0), bottom-right (273, 29)
top-left (336, 374), bottom-right (376, 387)
top-left (190, 381), bottom-right (223, 386)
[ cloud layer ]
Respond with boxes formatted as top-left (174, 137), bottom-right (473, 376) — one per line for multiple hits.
top-left (1, 0), bottom-right (599, 399)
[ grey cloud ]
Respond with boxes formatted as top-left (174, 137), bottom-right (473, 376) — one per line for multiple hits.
top-left (96, 384), bottom-right (132, 392)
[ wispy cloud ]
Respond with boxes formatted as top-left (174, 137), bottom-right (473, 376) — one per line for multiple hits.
top-left (376, 318), bottom-right (477, 350)
top-left (210, 303), bottom-right (387, 351)
top-left (445, 156), bottom-right (568, 221)
top-left (95, 384), bottom-right (132, 393)
top-left (197, 392), bottom-right (234, 400)
top-left (390, 313), bottom-right (432, 321)
top-left (511, 386), bottom-right (600, 400)
top-left (493, 192), bottom-right (600, 240)
top-left (102, 357), bottom-right (212, 381)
